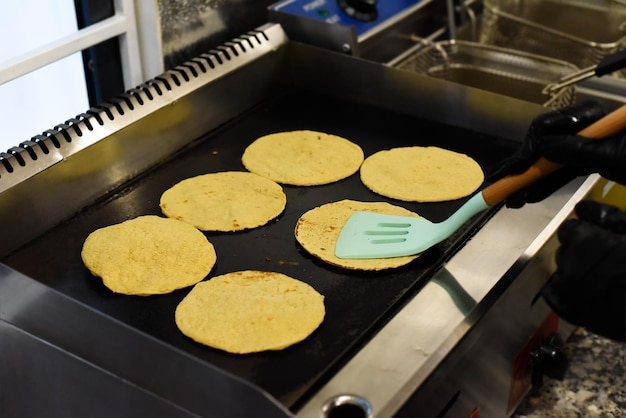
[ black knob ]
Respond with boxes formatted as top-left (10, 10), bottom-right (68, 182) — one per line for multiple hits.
top-left (530, 332), bottom-right (569, 387)
top-left (338, 0), bottom-right (378, 22)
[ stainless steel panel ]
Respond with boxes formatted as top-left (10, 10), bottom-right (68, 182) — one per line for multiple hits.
top-left (0, 323), bottom-right (197, 418)
top-left (0, 263), bottom-right (293, 418)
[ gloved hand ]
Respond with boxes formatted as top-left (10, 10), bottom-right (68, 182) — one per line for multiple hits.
top-left (542, 200), bottom-right (626, 342)
top-left (488, 100), bottom-right (626, 208)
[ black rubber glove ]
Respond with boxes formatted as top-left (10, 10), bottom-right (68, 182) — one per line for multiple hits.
top-left (542, 200), bottom-right (626, 342)
top-left (488, 100), bottom-right (626, 208)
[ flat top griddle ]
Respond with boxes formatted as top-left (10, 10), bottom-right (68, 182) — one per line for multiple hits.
top-left (2, 89), bottom-right (518, 410)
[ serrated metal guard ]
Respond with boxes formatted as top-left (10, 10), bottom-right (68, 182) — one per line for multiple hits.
top-left (0, 23), bottom-right (288, 195)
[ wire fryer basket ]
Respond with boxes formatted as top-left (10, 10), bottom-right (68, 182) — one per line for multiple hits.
top-left (479, 0), bottom-right (626, 75)
top-left (396, 39), bottom-right (579, 108)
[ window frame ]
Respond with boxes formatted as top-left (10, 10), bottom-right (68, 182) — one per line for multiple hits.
top-left (0, 0), bottom-right (163, 93)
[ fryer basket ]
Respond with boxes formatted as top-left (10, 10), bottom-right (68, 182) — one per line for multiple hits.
top-left (396, 39), bottom-right (579, 108)
top-left (479, 0), bottom-right (626, 74)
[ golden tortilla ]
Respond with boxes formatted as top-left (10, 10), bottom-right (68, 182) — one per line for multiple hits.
top-left (294, 200), bottom-right (421, 271)
top-left (360, 146), bottom-right (484, 202)
top-left (241, 130), bottom-right (364, 185)
top-left (175, 270), bottom-right (325, 354)
top-left (81, 215), bottom-right (216, 296)
top-left (160, 171), bottom-right (286, 231)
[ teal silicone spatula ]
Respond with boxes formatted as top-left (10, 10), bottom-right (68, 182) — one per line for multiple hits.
top-left (335, 104), bottom-right (626, 259)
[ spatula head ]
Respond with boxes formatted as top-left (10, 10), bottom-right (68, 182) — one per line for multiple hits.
top-left (335, 194), bottom-right (490, 259)
top-left (334, 212), bottom-right (445, 259)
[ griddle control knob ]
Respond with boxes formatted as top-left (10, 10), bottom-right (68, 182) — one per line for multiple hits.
top-left (530, 332), bottom-right (569, 387)
top-left (338, 0), bottom-right (378, 22)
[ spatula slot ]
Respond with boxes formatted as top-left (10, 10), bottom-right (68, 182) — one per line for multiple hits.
top-left (365, 230), bottom-right (409, 236)
top-left (377, 222), bottom-right (412, 228)
top-left (371, 238), bottom-right (408, 244)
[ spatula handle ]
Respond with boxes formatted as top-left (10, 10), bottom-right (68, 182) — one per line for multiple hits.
top-left (482, 104), bottom-right (626, 207)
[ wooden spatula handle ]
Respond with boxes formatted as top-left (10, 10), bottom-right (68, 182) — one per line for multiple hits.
top-left (482, 104), bottom-right (626, 207)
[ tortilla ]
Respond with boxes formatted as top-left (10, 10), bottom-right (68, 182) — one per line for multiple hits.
top-left (294, 199), bottom-right (421, 271)
top-left (360, 146), bottom-right (484, 202)
top-left (160, 171), bottom-right (286, 231)
top-left (81, 215), bottom-right (216, 296)
top-left (241, 130), bottom-right (364, 185)
top-left (175, 270), bottom-right (325, 354)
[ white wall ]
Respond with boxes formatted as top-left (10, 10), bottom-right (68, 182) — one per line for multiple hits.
top-left (0, 1), bottom-right (89, 152)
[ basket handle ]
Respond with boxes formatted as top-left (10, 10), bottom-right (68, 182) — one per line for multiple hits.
top-left (545, 49), bottom-right (626, 95)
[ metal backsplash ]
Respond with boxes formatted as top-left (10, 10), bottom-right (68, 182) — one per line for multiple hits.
top-left (158, 0), bottom-right (277, 69)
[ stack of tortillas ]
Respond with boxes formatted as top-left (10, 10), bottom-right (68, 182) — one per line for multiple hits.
top-left (81, 215), bottom-right (216, 295)
top-left (360, 146), bottom-right (484, 202)
top-left (160, 171), bottom-right (287, 231)
top-left (242, 130), bottom-right (364, 185)
top-left (295, 200), bottom-right (422, 271)
top-left (175, 270), bottom-right (325, 354)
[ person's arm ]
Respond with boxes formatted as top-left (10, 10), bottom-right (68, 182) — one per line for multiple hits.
top-left (487, 100), bottom-right (626, 208)
top-left (489, 100), bottom-right (626, 341)
top-left (543, 200), bottom-right (626, 342)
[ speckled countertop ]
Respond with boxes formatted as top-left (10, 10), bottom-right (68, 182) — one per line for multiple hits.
top-left (512, 328), bottom-right (625, 417)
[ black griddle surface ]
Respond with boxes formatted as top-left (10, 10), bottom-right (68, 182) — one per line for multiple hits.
top-left (3, 89), bottom-right (518, 410)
